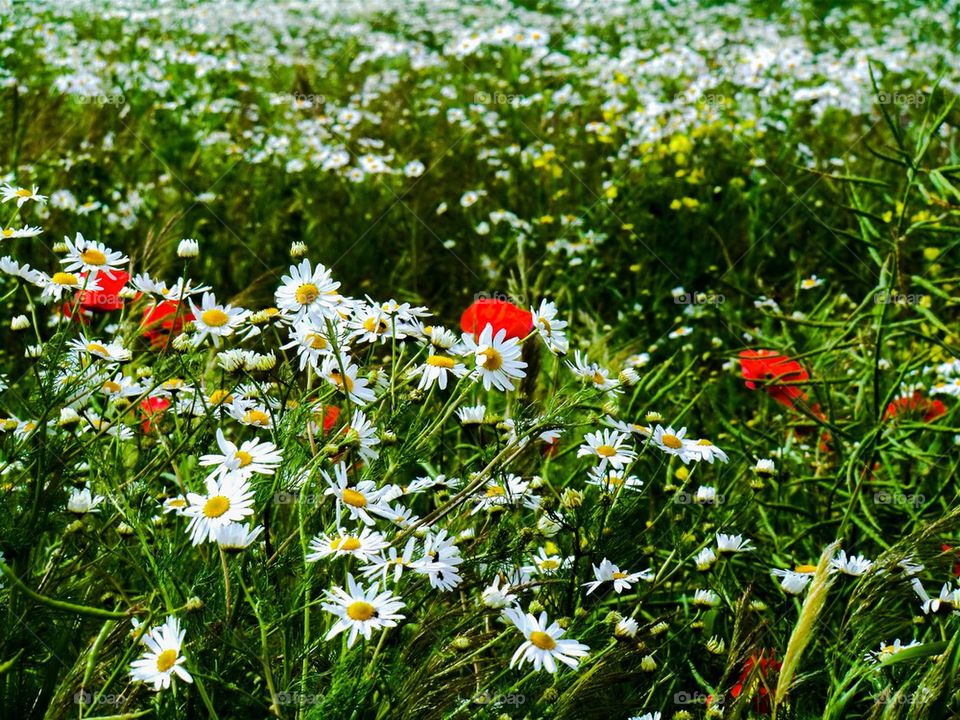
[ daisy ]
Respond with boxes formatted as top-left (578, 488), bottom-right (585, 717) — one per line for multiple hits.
top-left (830, 550), bottom-right (873, 576)
top-left (61, 233), bottom-right (128, 279)
top-left (129, 616), bottom-right (193, 691)
top-left (466, 325), bottom-right (527, 392)
top-left (69, 337), bottom-right (131, 363)
top-left (692, 589), bottom-right (720, 608)
top-left (199, 428), bottom-right (283, 481)
top-left (360, 537), bottom-right (425, 584)
top-left (800, 275), bottom-right (824, 290)
top-left (577, 429), bottom-right (636, 470)
top-left (215, 523), bottom-right (264, 551)
top-left (417, 529), bottom-right (463, 591)
top-left (1, 183), bottom-right (47, 208)
top-left (772, 564), bottom-right (817, 595)
top-left (504, 607), bottom-right (590, 673)
top-left (583, 558), bottom-right (652, 595)
top-left (531, 299), bottom-right (569, 354)
top-left (651, 425), bottom-right (697, 464)
top-left (345, 409), bottom-right (380, 464)
top-left (41, 270), bottom-right (102, 301)
top-left (694, 485), bottom-right (720, 505)
top-left (413, 353), bottom-right (469, 390)
top-left (67, 487), bottom-right (104, 514)
top-left (481, 576), bottom-right (518, 609)
top-left (471, 474), bottom-right (535, 514)
top-left (716, 533), bottom-right (754, 555)
top-left (189, 292), bottom-right (246, 346)
top-left (0, 225), bottom-right (43, 239)
top-left (868, 639), bottom-right (920, 664)
top-left (275, 259), bottom-right (342, 322)
top-left (688, 438), bottom-right (729, 464)
top-left (100, 372), bottom-right (143, 398)
top-left (694, 548), bottom-right (717, 571)
top-left (183, 474), bottom-right (256, 545)
top-left (0, 256), bottom-right (43, 284)
top-left (919, 582), bottom-right (960, 614)
top-left (322, 573), bottom-right (405, 647)
top-left (456, 404), bottom-right (487, 425)
top-left (566, 351), bottom-right (619, 391)
top-left (586, 467), bottom-right (644, 493)
top-left (306, 527), bottom-right (388, 562)
top-left (615, 617), bottom-right (639, 639)
top-left (322, 462), bottom-right (395, 526)
top-left (320, 356), bottom-right (377, 406)
top-left (281, 320), bottom-right (335, 371)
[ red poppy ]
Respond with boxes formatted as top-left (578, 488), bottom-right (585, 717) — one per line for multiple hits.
top-left (316, 404), bottom-right (341, 435)
top-left (142, 300), bottom-right (194, 349)
top-left (80, 270), bottom-right (130, 312)
top-left (460, 297), bottom-right (532, 340)
top-left (739, 350), bottom-right (809, 408)
top-left (941, 544), bottom-right (960, 577)
top-left (730, 650), bottom-right (781, 715)
top-left (140, 396), bottom-right (171, 433)
top-left (884, 391), bottom-right (946, 423)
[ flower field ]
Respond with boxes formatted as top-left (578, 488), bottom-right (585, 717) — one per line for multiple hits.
top-left (2, 1), bottom-right (960, 718)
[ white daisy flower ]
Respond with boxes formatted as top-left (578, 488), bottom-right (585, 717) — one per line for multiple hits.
top-left (583, 558), bottom-right (652, 595)
top-left (651, 425), bottom-right (696, 464)
top-left (466, 325), bottom-right (527, 392)
top-left (61, 233), bottom-right (128, 279)
top-left (504, 607), bottom-right (590, 673)
top-left (413, 352), bottom-right (469, 391)
top-left (566, 350), bottom-right (619, 391)
top-left (1, 183), bottom-right (47, 208)
top-left (688, 438), bottom-right (729, 464)
top-left (322, 462), bottom-right (395, 526)
top-left (215, 523), bottom-right (264, 551)
top-left (320, 356), bottom-right (377, 406)
top-left (183, 474), bottom-right (256, 545)
top-left (189, 292), bottom-right (246, 346)
top-left (322, 573), bottom-right (405, 647)
top-left (577, 429), bottom-right (636, 470)
top-left (716, 533), bottom-right (754, 555)
top-left (456, 404), bottom-right (487, 425)
top-left (830, 550), bottom-right (873, 576)
top-left (481, 576), bottom-right (518, 609)
top-left (585, 467), bottom-right (644, 493)
top-left (531, 299), bottom-right (569, 354)
top-left (772, 564), bottom-right (817, 594)
top-left (129, 616), bottom-right (193, 691)
top-left (275, 259), bottom-right (342, 322)
top-left (67, 487), bottom-right (104, 515)
top-left (306, 527), bottom-right (389, 562)
top-left (199, 428), bottom-right (283, 481)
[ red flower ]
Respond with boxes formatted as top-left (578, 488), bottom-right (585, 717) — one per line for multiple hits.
top-left (460, 297), bottom-right (532, 340)
top-left (884, 391), bottom-right (946, 423)
top-left (739, 350), bottom-right (810, 409)
top-left (140, 396), bottom-right (171, 433)
top-left (142, 300), bottom-right (194, 349)
top-left (941, 544), bottom-right (960, 577)
top-left (80, 270), bottom-right (130, 312)
top-left (730, 650), bottom-right (781, 715)
top-left (316, 404), bottom-right (341, 435)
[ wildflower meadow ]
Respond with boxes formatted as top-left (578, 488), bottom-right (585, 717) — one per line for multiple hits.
top-left (2, 0), bottom-right (960, 718)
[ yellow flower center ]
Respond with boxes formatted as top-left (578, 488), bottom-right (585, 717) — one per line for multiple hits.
top-left (332, 536), bottom-right (362, 551)
top-left (485, 485), bottom-right (506, 497)
top-left (661, 434), bottom-right (683, 449)
top-left (330, 371), bottom-right (355, 393)
top-left (201, 308), bottom-right (229, 327)
top-left (15, 188), bottom-right (32, 198)
top-left (478, 347), bottom-right (503, 371)
top-left (882, 644), bottom-right (896, 655)
top-left (235, 450), bottom-right (253, 468)
top-left (529, 631), bottom-right (557, 650)
top-left (427, 355), bottom-right (455, 369)
top-left (244, 409), bottom-right (270, 426)
top-left (363, 316), bottom-right (388, 334)
top-left (346, 601), bottom-right (375, 621)
top-left (80, 248), bottom-right (107, 266)
top-left (592, 372), bottom-right (605, 385)
top-left (342, 488), bottom-right (367, 508)
top-left (306, 333), bottom-right (327, 350)
top-left (539, 559), bottom-right (560, 570)
top-left (596, 444), bottom-right (617, 457)
top-left (697, 439), bottom-right (713, 446)
top-left (295, 283), bottom-right (319, 305)
top-left (87, 342), bottom-right (109, 355)
top-left (606, 475), bottom-right (623, 486)
top-left (208, 389), bottom-right (232, 405)
top-left (612, 571), bottom-right (628, 579)
top-left (795, 564), bottom-right (817, 574)
top-left (156, 648), bottom-right (178, 673)
top-left (1, 228), bottom-right (14, 237)
top-left (52, 272), bottom-right (79, 286)
top-left (102, 380), bottom-right (122, 393)
top-left (203, 495), bottom-right (231, 518)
